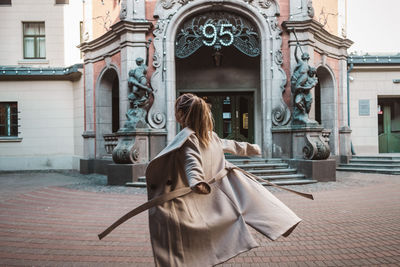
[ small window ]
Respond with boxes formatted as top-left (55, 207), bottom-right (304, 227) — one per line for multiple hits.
top-left (55, 0), bottom-right (69, 4)
top-left (23, 22), bottom-right (46, 59)
top-left (0, 0), bottom-right (12, 6)
top-left (0, 102), bottom-right (18, 137)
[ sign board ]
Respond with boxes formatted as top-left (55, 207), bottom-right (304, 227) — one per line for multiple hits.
top-left (359, 99), bottom-right (370, 116)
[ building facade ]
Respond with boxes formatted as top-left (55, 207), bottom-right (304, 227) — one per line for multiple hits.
top-left (348, 55), bottom-right (400, 154)
top-left (0, 0), bottom-right (84, 170)
top-left (78, 0), bottom-right (352, 176)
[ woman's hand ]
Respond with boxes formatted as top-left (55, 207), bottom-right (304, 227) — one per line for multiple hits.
top-left (193, 182), bottom-right (210, 194)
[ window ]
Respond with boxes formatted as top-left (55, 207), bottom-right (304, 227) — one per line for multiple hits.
top-left (0, 102), bottom-right (18, 137)
top-left (55, 0), bottom-right (69, 4)
top-left (23, 22), bottom-right (46, 59)
top-left (0, 0), bottom-right (12, 6)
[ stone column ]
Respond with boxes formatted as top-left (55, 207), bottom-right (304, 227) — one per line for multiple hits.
top-left (339, 126), bottom-right (352, 163)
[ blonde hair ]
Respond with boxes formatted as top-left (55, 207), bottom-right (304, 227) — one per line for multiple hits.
top-left (175, 93), bottom-right (214, 147)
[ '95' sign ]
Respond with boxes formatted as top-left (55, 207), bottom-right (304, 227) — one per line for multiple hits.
top-left (202, 23), bottom-right (234, 47)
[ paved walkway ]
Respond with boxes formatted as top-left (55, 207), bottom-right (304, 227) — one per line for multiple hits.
top-left (0, 171), bottom-right (399, 266)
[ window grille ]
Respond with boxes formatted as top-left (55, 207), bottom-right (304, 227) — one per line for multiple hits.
top-left (0, 102), bottom-right (19, 137)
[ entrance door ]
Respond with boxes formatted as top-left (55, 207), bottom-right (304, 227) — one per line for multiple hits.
top-left (378, 99), bottom-right (400, 153)
top-left (195, 92), bottom-right (254, 143)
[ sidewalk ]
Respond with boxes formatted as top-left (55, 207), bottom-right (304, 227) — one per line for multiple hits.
top-left (0, 170), bottom-right (399, 266)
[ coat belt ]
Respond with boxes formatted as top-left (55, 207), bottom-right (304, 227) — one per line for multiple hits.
top-left (98, 162), bottom-right (313, 240)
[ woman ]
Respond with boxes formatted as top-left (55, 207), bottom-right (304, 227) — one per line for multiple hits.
top-left (145, 93), bottom-right (303, 266)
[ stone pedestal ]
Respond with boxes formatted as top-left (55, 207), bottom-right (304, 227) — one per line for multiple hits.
top-left (107, 163), bottom-right (148, 185)
top-left (289, 159), bottom-right (336, 182)
top-left (339, 126), bottom-right (352, 163)
top-left (272, 125), bottom-right (330, 160)
top-left (107, 128), bottom-right (167, 185)
top-left (273, 124), bottom-right (335, 182)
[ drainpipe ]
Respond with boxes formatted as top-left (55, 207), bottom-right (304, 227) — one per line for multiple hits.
top-left (347, 62), bottom-right (356, 155)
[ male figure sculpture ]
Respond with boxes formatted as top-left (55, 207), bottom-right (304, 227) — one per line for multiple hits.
top-left (291, 44), bottom-right (318, 125)
top-left (123, 57), bottom-right (153, 130)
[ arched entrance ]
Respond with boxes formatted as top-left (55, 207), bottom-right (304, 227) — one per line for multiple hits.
top-left (175, 11), bottom-right (260, 143)
top-left (96, 67), bottom-right (119, 158)
top-left (314, 66), bottom-right (337, 154)
top-left (149, 0), bottom-right (289, 157)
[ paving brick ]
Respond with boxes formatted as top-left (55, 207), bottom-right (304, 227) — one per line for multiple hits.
top-left (0, 171), bottom-right (399, 266)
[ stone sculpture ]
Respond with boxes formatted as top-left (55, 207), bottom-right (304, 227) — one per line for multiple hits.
top-left (122, 57), bottom-right (153, 130)
top-left (291, 43), bottom-right (318, 125)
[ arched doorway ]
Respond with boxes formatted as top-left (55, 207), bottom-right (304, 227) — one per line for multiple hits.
top-left (149, 0), bottom-right (288, 157)
top-left (96, 68), bottom-right (119, 158)
top-left (314, 66), bottom-right (337, 154)
top-left (175, 11), bottom-right (260, 143)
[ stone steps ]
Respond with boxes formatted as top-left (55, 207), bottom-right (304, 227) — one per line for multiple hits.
top-left (337, 155), bottom-right (400, 175)
top-left (126, 158), bottom-right (317, 187)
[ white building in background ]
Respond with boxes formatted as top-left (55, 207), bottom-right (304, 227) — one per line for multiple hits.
top-left (348, 54), bottom-right (400, 154)
top-left (0, 0), bottom-right (84, 170)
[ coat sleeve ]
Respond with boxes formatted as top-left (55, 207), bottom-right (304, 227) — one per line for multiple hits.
top-left (182, 135), bottom-right (211, 194)
top-left (219, 137), bottom-right (261, 157)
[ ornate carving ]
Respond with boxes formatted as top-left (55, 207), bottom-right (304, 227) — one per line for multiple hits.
top-left (307, 0), bottom-right (315, 18)
top-left (258, 0), bottom-right (273, 9)
top-left (272, 68), bottom-right (291, 126)
top-left (269, 16), bottom-right (290, 127)
top-left (178, 0), bottom-right (193, 5)
top-left (175, 12), bottom-right (260, 59)
top-left (274, 49), bottom-right (283, 65)
top-left (303, 132), bottom-right (330, 160)
top-left (291, 44), bottom-right (318, 125)
top-left (161, 0), bottom-right (175, 9)
top-left (152, 112), bottom-right (166, 125)
top-left (119, 1), bottom-right (127, 20)
top-left (112, 137), bottom-right (138, 164)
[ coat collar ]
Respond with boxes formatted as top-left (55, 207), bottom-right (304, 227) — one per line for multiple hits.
top-left (150, 127), bottom-right (195, 163)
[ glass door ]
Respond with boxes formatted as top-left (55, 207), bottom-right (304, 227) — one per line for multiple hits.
top-left (378, 98), bottom-right (400, 153)
top-left (195, 92), bottom-right (254, 143)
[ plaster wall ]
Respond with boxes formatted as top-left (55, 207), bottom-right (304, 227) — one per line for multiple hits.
top-left (0, 0), bottom-right (81, 67)
top-left (349, 67), bottom-right (400, 154)
top-left (91, 0), bottom-right (121, 40)
top-left (63, 0), bottom-right (84, 66)
top-left (0, 80), bottom-right (81, 170)
top-left (312, 0), bottom-right (339, 36)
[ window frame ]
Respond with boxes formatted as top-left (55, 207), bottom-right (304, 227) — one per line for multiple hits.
top-left (0, 102), bottom-right (19, 138)
top-left (23, 22), bottom-right (46, 59)
top-left (55, 0), bottom-right (69, 4)
top-left (0, 0), bottom-right (12, 6)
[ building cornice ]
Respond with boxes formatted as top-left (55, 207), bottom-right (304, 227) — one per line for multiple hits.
top-left (348, 55), bottom-right (400, 65)
top-left (79, 20), bottom-right (153, 63)
top-left (282, 19), bottom-right (353, 60)
top-left (0, 64), bottom-right (83, 81)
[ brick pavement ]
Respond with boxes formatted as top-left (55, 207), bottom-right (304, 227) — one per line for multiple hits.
top-left (0, 171), bottom-right (399, 266)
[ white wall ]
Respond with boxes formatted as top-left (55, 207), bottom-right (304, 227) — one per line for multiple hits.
top-left (0, 0), bottom-right (82, 67)
top-left (349, 67), bottom-right (400, 154)
top-left (0, 80), bottom-right (82, 170)
top-left (64, 0), bottom-right (84, 66)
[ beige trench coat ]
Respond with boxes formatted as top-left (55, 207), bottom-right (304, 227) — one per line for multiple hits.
top-left (145, 128), bottom-right (301, 267)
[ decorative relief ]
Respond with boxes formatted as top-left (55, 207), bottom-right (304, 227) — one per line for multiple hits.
top-left (119, 1), bottom-right (127, 20)
top-left (307, 0), bottom-right (315, 18)
top-left (269, 16), bottom-right (291, 126)
top-left (274, 49), bottom-right (283, 65)
top-left (161, 0), bottom-right (175, 9)
top-left (258, 0), bottom-right (272, 9)
top-left (112, 137), bottom-right (138, 164)
top-left (152, 112), bottom-right (166, 125)
top-left (178, 0), bottom-right (193, 5)
top-left (175, 12), bottom-right (260, 59)
top-left (303, 132), bottom-right (330, 160)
